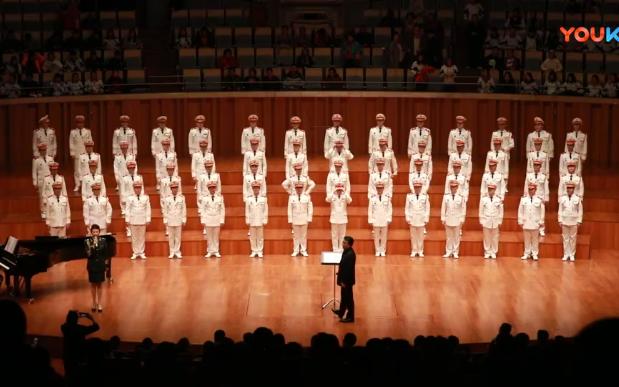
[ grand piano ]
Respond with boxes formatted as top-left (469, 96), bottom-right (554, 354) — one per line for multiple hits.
top-left (0, 235), bottom-right (116, 300)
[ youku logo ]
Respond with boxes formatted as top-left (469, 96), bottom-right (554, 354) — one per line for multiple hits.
top-left (560, 27), bottom-right (619, 42)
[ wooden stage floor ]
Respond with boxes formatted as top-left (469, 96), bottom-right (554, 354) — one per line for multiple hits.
top-left (17, 250), bottom-right (619, 345)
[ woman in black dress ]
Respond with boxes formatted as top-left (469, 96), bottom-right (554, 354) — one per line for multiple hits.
top-left (85, 224), bottom-right (107, 312)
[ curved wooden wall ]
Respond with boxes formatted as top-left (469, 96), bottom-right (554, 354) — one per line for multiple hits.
top-left (1, 91), bottom-right (618, 172)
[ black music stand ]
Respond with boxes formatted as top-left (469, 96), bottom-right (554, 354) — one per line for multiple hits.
top-left (320, 251), bottom-right (341, 310)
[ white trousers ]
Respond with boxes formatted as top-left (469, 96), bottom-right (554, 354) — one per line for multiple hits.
top-left (73, 156), bottom-right (81, 188)
top-left (373, 226), bottom-right (388, 254)
top-left (205, 226), bottom-right (220, 253)
top-left (562, 224), bottom-right (578, 257)
top-left (130, 224), bottom-right (146, 255)
top-left (409, 225), bottom-right (425, 254)
top-left (292, 224), bottom-right (308, 253)
top-left (445, 225), bottom-right (461, 255)
top-left (330, 223), bottom-right (346, 252)
top-left (482, 227), bottom-right (500, 255)
top-left (49, 226), bottom-right (66, 237)
top-left (167, 225), bottom-right (182, 255)
top-left (249, 226), bottom-right (264, 254)
top-left (523, 229), bottom-right (539, 256)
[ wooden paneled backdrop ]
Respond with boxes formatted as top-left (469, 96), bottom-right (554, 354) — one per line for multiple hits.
top-left (1, 91), bottom-right (618, 172)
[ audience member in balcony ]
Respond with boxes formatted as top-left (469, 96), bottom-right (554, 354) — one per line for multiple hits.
top-left (0, 73), bottom-right (21, 98)
top-left (64, 30), bottom-right (83, 50)
top-left (504, 49), bottom-right (520, 70)
top-left (67, 72), bottom-right (84, 95)
top-left (603, 73), bottom-right (617, 98)
top-left (440, 58), bottom-right (458, 89)
top-left (504, 7), bottom-right (525, 30)
top-left (525, 30), bottom-right (539, 50)
top-left (49, 73), bottom-right (67, 96)
top-left (106, 70), bottom-right (124, 93)
top-left (64, 51), bottom-right (85, 72)
top-left (501, 28), bottom-right (522, 49)
top-left (312, 27), bottom-right (332, 47)
top-left (85, 71), bottom-right (104, 94)
top-left (562, 73), bottom-right (584, 96)
top-left (244, 68), bottom-right (261, 90)
top-left (84, 29), bottom-right (103, 49)
top-left (1, 30), bottom-right (23, 52)
top-left (175, 27), bottom-right (192, 48)
top-left (106, 50), bottom-right (126, 71)
top-left (222, 68), bottom-right (241, 90)
top-left (379, 9), bottom-right (402, 28)
top-left (411, 26), bottom-right (425, 59)
top-left (276, 26), bottom-right (293, 48)
top-left (586, 74), bottom-right (603, 97)
top-left (283, 66), bottom-right (305, 89)
top-left (478, 69), bottom-right (496, 93)
top-left (20, 51), bottom-right (45, 74)
top-left (464, 0), bottom-right (485, 21)
top-left (341, 34), bottom-right (363, 68)
top-left (123, 28), bottom-right (142, 49)
top-left (465, 14), bottom-right (485, 68)
top-left (483, 48), bottom-right (504, 72)
top-left (386, 32), bottom-right (404, 68)
top-left (540, 50), bottom-right (562, 73)
top-left (5, 55), bottom-right (22, 76)
top-left (294, 26), bottom-right (311, 47)
top-left (323, 67), bottom-right (344, 90)
top-left (262, 67), bottom-right (281, 90)
top-left (543, 70), bottom-right (561, 95)
top-left (218, 48), bottom-right (239, 70)
top-left (21, 73), bottom-right (42, 97)
top-left (497, 70), bottom-right (517, 93)
top-left (484, 27), bottom-right (501, 49)
top-left (43, 52), bottom-right (64, 75)
top-left (45, 29), bottom-right (64, 51)
top-left (195, 26), bottom-right (214, 48)
top-left (520, 71), bottom-right (539, 94)
top-left (104, 28), bottom-right (120, 50)
top-left (410, 53), bottom-right (434, 90)
top-left (295, 46), bottom-right (314, 68)
top-left (355, 25), bottom-right (374, 47)
top-left (85, 50), bottom-right (104, 70)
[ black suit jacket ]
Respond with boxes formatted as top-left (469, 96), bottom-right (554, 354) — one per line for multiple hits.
top-left (337, 248), bottom-right (356, 286)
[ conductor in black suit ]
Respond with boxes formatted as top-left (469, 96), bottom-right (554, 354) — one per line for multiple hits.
top-left (334, 236), bottom-right (356, 322)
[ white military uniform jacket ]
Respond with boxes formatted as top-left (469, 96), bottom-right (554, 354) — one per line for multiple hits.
top-left (565, 131), bottom-right (587, 161)
top-left (526, 150), bottom-right (549, 175)
top-left (244, 150), bottom-right (268, 177)
top-left (518, 195), bottom-right (545, 229)
top-left (558, 151), bottom-right (582, 176)
top-left (408, 171), bottom-right (430, 194)
top-left (447, 128), bottom-right (472, 155)
top-left (288, 194), bottom-right (313, 225)
top-left (480, 171), bottom-right (505, 198)
top-left (163, 194), bottom-right (187, 227)
top-left (33, 127), bottom-right (57, 157)
top-left (69, 127), bottom-right (92, 158)
top-left (151, 127), bottom-right (175, 155)
top-left (448, 151), bottom-right (473, 180)
top-left (368, 195), bottom-right (392, 227)
top-left (526, 130), bottom-right (554, 158)
top-left (113, 153), bottom-right (137, 183)
top-left (282, 174), bottom-right (315, 195)
top-left (120, 174), bottom-right (144, 200)
top-left (284, 128), bottom-right (307, 156)
top-left (368, 126), bottom-right (392, 154)
top-left (245, 195), bottom-right (268, 226)
top-left (327, 193), bottom-right (352, 224)
top-left (188, 127), bottom-right (212, 155)
top-left (490, 130), bottom-right (515, 153)
top-left (125, 194), bottom-right (152, 225)
top-left (32, 155), bottom-right (54, 187)
top-left (485, 149), bottom-right (509, 177)
top-left (324, 126), bottom-right (349, 157)
top-left (197, 172), bottom-right (221, 197)
top-left (369, 149), bottom-right (398, 175)
top-left (326, 149), bottom-right (353, 173)
top-left (242, 173), bottom-right (266, 199)
top-left (45, 195), bottom-right (70, 227)
top-left (405, 193), bottom-right (430, 227)
top-left (479, 195), bottom-right (504, 229)
top-left (155, 150), bottom-right (178, 179)
top-left (558, 174), bottom-right (584, 198)
top-left (191, 151), bottom-right (216, 180)
top-left (444, 173), bottom-right (468, 198)
top-left (81, 173), bottom-right (107, 201)
top-left (285, 151), bottom-right (309, 177)
top-left (160, 175), bottom-right (183, 201)
top-left (558, 194), bottom-right (583, 226)
top-left (441, 193), bottom-right (466, 227)
top-left (241, 126), bottom-right (265, 154)
top-left (326, 171), bottom-right (351, 198)
top-left (83, 195), bottom-right (112, 227)
top-left (368, 170), bottom-right (393, 198)
top-left (407, 126), bottom-right (432, 157)
top-left (79, 152), bottom-right (102, 177)
top-left (410, 153), bottom-right (433, 180)
top-left (42, 174), bottom-right (68, 199)
top-left (113, 126), bottom-right (138, 155)
top-left (199, 194), bottom-right (225, 226)
top-left (523, 172), bottom-right (549, 202)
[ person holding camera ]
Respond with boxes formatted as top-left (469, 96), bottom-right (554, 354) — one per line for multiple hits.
top-left (85, 224), bottom-right (107, 312)
top-left (61, 310), bottom-right (100, 380)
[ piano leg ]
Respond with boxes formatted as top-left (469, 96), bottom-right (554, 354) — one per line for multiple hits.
top-left (11, 273), bottom-right (20, 297)
top-left (25, 276), bottom-right (34, 302)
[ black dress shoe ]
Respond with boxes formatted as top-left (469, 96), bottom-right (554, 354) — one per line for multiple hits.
top-left (339, 317), bottom-right (355, 323)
